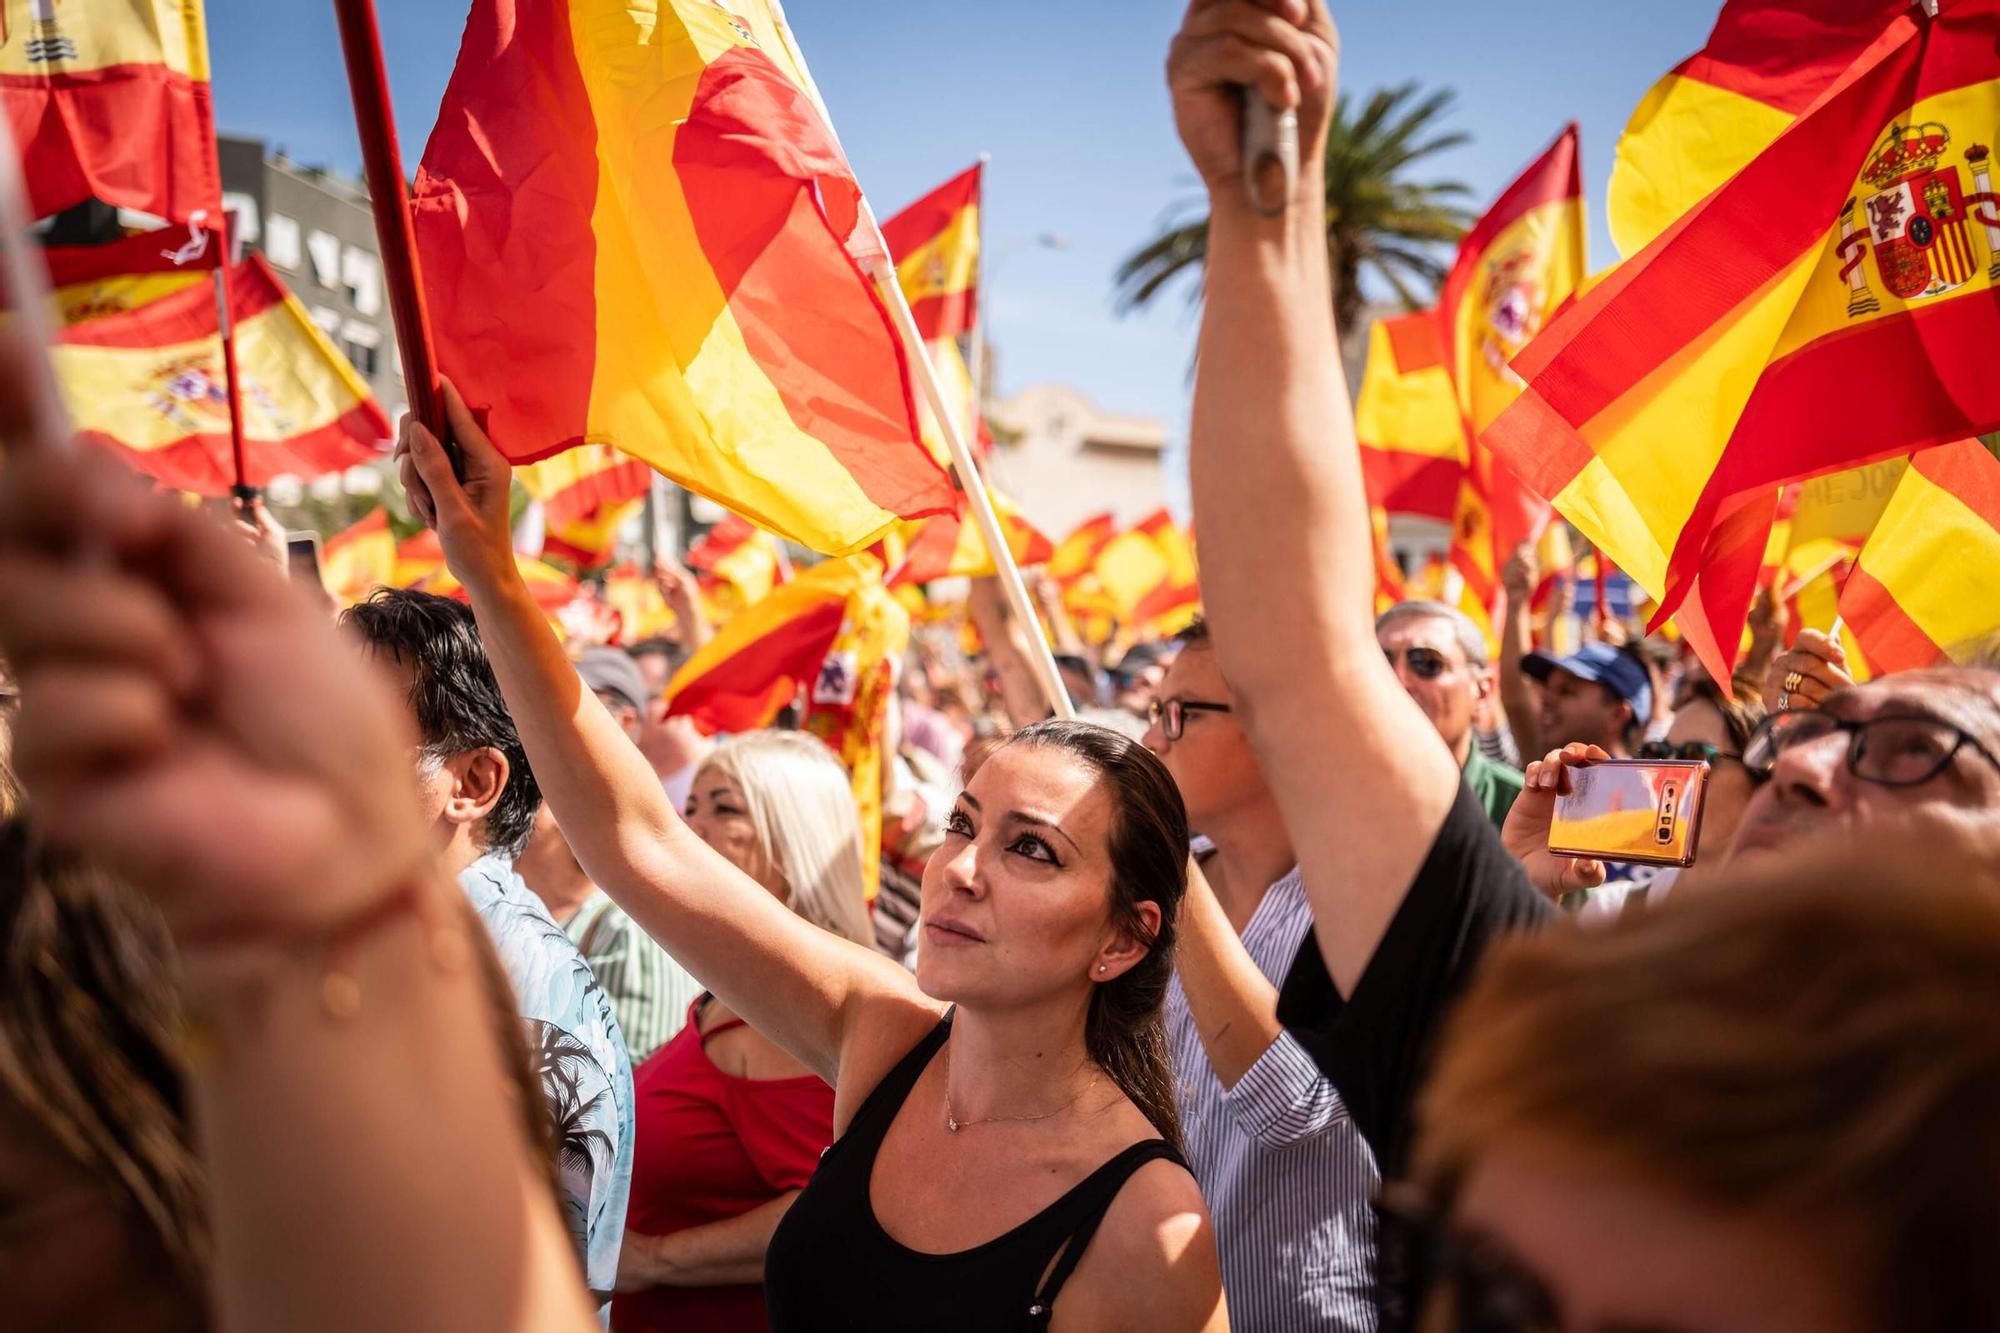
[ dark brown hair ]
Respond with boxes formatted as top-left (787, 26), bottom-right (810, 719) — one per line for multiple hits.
top-left (1416, 851), bottom-right (2000, 1331)
top-left (1002, 719), bottom-right (1188, 1153)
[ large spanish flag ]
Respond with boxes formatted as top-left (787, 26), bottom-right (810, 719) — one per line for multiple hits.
top-left (1840, 438), bottom-right (2000, 671)
top-left (1, 0), bottom-right (216, 222)
top-left (1608, 0), bottom-right (1903, 257)
top-left (412, 0), bottom-right (953, 555)
top-left (1440, 125), bottom-right (1585, 619)
top-left (1488, 3), bottom-right (2000, 680)
top-left (52, 255), bottom-right (388, 494)
top-left (880, 161), bottom-right (980, 342)
top-left (1355, 310), bottom-right (1465, 523)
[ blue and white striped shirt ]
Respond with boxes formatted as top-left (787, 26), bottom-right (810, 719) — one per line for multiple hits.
top-left (1166, 867), bottom-right (1380, 1331)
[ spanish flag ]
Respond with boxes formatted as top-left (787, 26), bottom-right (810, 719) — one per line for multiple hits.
top-left (413, 0), bottom-right (953, 556)
top-left (888, 487), bottom-right (1053, 587)
top-left (1840, 438), bottom-right (2000, 671)
top-left (687, 513), bottom-right (784, 614)
top-left (320, 508), bottom-right (396, 608)
top-left (1487, 6), bottom-right (2000, 681)
top-left (1, 0), bottom-right (217, 222)
top-left (1048, 512), bottom-right (1117, 585)
top-left (1608, 0), bottom-right (1897, 257)
top-left (602, 563), bottom-right (678, 643)
top-left (1355, 310), bottom-right (1466, 523)
top-left (517, 444), bottom-right (652, 529)
top-left (44, 223), bottom-right (219, 325)
top-left (1441, 125), bottom-right (1584, 627)
top-left (1093, 510), bottom-right (1199, 635)
top-left (394, 528), bottom-right (445, 587)
top-left (52, 256), bottom-right (388, 494)
top-left (417, 553), bottom-right (581, 615)
top-left (880, 161), bottom-right (981, 341)
top-left (542, 498), bottom-right (642, 574)
top-left (801, 563), bottom-right (910, 897)
top-left (666, 553), bottom-right (877, 735)
top-left (1371, 506), bottom-right (1407, 615)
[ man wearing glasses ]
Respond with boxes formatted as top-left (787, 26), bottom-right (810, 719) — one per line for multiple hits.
top-left (1377, 602), bottom-right (1524, 828)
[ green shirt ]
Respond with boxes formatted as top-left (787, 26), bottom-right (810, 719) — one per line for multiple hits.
top-left (567, 892), bottom-right (703, 1065)
top-left (1463, 746), bottom-right (1525, 829)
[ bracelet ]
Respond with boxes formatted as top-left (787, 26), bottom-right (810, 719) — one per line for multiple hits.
top-left (176, 874), bottom-right (470, 1068)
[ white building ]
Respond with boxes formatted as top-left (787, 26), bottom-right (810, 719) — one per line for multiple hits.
top-left (984, 383), bottom-right (1169, 539)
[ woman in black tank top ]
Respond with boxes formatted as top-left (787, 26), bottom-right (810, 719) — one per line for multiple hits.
top-left (415, 503), bottom-right (1226, 1326)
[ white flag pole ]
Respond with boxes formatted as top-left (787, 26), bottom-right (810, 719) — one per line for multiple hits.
top-left (761, 0), bottom-right (1073, 720)
top-left (966, 151), bottom-right (991, 428)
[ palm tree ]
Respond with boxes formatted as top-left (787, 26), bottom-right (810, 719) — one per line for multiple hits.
top-left (1116, 83), bottom-right (1474, 332)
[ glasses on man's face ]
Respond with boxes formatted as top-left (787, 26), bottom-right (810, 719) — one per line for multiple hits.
top-left (1148, 696), bottom-right (1232, 741)
top-left (1636, 739), bottom-right (1739, 765)
top-left (1375, 1183), bottom-right (1562, 1333)
top-left (1743, 709), bottom-right (2000, 788)
top-left (1386, 646), bottom-right (1451, 681)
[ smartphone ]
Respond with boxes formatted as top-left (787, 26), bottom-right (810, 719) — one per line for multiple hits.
top-left (1548, 758), bottom-right (1710, 868)
top-left (286, 531), bottom-right (324, 587)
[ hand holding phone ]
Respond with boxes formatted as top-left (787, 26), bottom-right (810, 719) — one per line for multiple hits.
top-left (1548, 758), bottom-right (1711, 869)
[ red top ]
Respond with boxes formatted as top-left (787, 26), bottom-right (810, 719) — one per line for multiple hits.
top-left (612, 999), bottom-right (835, 1333)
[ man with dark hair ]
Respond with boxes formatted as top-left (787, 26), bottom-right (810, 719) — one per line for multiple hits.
top-left (1143, 614), bottom-right (1379, 1329)
top-left (342, 589), bottom-right (634, 1320)
top-left (1521, 641), bottom-right (1651, 757)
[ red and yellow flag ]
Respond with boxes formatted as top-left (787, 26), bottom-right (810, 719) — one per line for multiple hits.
top-left (1371, 507), bottom-right (1407, 615)
top-left (1047, 512), bottom-right (1117, 585)
top-left (1, 0), bottom-right (217, 222)
top-left (44, 223), bottom-right (221, 325)
top-left (320, 508), bottom-right (396, 608)
top-left (542, 498), bottom-right (641, 574)
top-left (1608, 0), bottom-right (1899, 257)
top-left (880, 161), bottom-right (981, 342)
top-left (393, 528), bottom-right (445, 587)
top-left (1840, 438), bottom-right (2000, 671)
top-left (687, 513), bottom-right (784, 615)
top-left (417, 553), bottom-right (581, 615)
top-left (888, 487), bottom-right (1053, 587)
top-left (602, 563), bottom-right (678, 644)
top-left (52, 256), bottom-right (388, 494)
top-left (413, 0), bottom-right (953, 555)
top-left (1440, 125), bottom-right (1585, 625)
top-left (1487, 6), bottom-right (2000, 682)
top-left (1356, 310), bottom-right (1466, 523)
top-left (517, 444), bottom-right (652, 528)
top-left (1091, 509), bottom-right (1199, 635)
top-left (801, 564), bottom-right (910, 897)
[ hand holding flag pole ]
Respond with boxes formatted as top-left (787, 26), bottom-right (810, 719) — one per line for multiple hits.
top-left (331, 0), bottom-right (455, 475)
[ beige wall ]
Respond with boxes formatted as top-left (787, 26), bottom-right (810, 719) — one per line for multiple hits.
top-left (984, 383), bottom-right (1168, 540)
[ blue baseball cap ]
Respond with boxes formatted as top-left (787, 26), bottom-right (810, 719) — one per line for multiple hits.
top-left (1521, 641), bottom-right (1653, 726)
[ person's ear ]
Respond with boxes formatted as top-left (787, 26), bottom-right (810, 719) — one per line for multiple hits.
top-left (1090, 899), bottom-right (1162, 983)
top-left (441, 746), bottom-right (508, 829)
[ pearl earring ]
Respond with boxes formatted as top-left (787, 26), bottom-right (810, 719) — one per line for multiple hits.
top-left (1097, 964), bottom-right (1107, 975)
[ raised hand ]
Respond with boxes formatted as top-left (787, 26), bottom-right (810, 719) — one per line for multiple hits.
top-left (1503, 743), bottom-right (1613, 900)
top-left (1167, 0), bottom-right (1337, 197)
top-left (1763, 627), bottom-right (1853, 714)
top-left (0, 448), bottom-right (432, 947)
top-left (396, 378), bottom-right (519, 595)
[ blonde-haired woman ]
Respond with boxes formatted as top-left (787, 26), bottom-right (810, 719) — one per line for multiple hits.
top-left (615, 729), bottom-right (870, 1333)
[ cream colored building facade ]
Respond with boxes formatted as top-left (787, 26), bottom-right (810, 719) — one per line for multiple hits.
top-left (983, 383), bottom-right (1169, 540)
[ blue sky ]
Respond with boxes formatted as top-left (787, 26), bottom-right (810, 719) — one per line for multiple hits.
top-left (206, 1), bottom-right (1715, 432)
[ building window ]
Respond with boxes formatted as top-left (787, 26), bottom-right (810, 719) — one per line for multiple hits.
top-left (341, 246), bottom-right (381, 316)
top-left (221, 192), bottom-right (260, 247)
top-left (264, 214), bottom-right (301, 270)
top-left (307, 230), bottom-right (342, 289)
top-left (341, 319), bottom-right (382, 379)
top-left (345, 341), bottom-right (379, 377)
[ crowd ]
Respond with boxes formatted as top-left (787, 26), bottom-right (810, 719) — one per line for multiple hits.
top-left (6, 1), bottom-right (2000, 1330)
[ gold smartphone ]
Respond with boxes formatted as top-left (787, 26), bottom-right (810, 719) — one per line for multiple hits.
top-left (1548, 759), bottom-right (1710, 868)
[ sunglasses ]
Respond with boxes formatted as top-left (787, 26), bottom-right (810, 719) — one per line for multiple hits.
top-left (1635, 740), bottom-right (1738, 765)
top-left (1376, 1182), bottom-right (1562, 1332)
top-left (1386, 646), bottom-right (1451, 681)
top-left (1148, 696), bottom-right (1232, 741)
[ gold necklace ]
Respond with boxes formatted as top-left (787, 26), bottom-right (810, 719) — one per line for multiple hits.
top-left (941, 1037), bottom-right (1102, 1133)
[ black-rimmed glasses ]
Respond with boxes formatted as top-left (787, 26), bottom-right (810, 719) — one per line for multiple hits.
top-left (1148, 696), bottom-right (1232, 741)
top-left (1743, 709), bottom-right (2000, 788)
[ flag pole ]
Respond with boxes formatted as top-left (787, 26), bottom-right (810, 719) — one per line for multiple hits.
top-left (211, 246), bottom-right (252, 499)
top-left (965, 152), bottom-right (991, 428)
top-left (331, 0), bottom-right (452, 467)
top-left (0, 127), bottom-right (70, 457)
top-left (867, 251), bottom-right (1075, 720)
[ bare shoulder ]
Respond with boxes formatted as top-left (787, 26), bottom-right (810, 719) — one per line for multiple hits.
top-left (1052, 1156), bottom-right (1226, 1332)
top-left (830, 986), bottom-right (951, 1134)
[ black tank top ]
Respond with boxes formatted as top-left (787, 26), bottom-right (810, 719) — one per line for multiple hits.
top-left (763, 1014), bottom-right (1188, 1330)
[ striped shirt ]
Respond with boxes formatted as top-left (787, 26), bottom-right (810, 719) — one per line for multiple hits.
top-left (1166, 867), bottom-right (1380, 1332)
top-left (566, 891), bottom-right (704, 1065)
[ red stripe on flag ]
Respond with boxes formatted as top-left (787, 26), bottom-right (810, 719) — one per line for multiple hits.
top-left (1840, 563), bottom-right (1944, 673)
top-left (80, 401), bottom-right (390, 496)
top-left (541, 456), bottom-right (652, 527)
top-left (56, 255), bottom-right (290, 348)
top-left (1361, 448), bottom-right (1461, 521)
top-left (1383, 311), bottom-right (1447, 372)
top-left (1663, 289), bottom-right (2000, 617)
top-left (878, 163), bottom-right (980, 255)
top-left (1677, 0), bottom-right (1908, 114)
top-left (666, 598), bottom-right (848, 734)
top-left (411, 0), bottom-right (600, 463)
top-left (1, 62), bottom-right (218, 222)
top-left (677, 48), bottom-right (947, 520)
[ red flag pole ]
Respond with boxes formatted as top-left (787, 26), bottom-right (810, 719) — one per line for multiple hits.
top-left (1591, 543), bottom-right (1613, 640)
top-left (212, 244), bottom-right (252, 498)
top-left (331, 0), bottom-right (451, 465)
